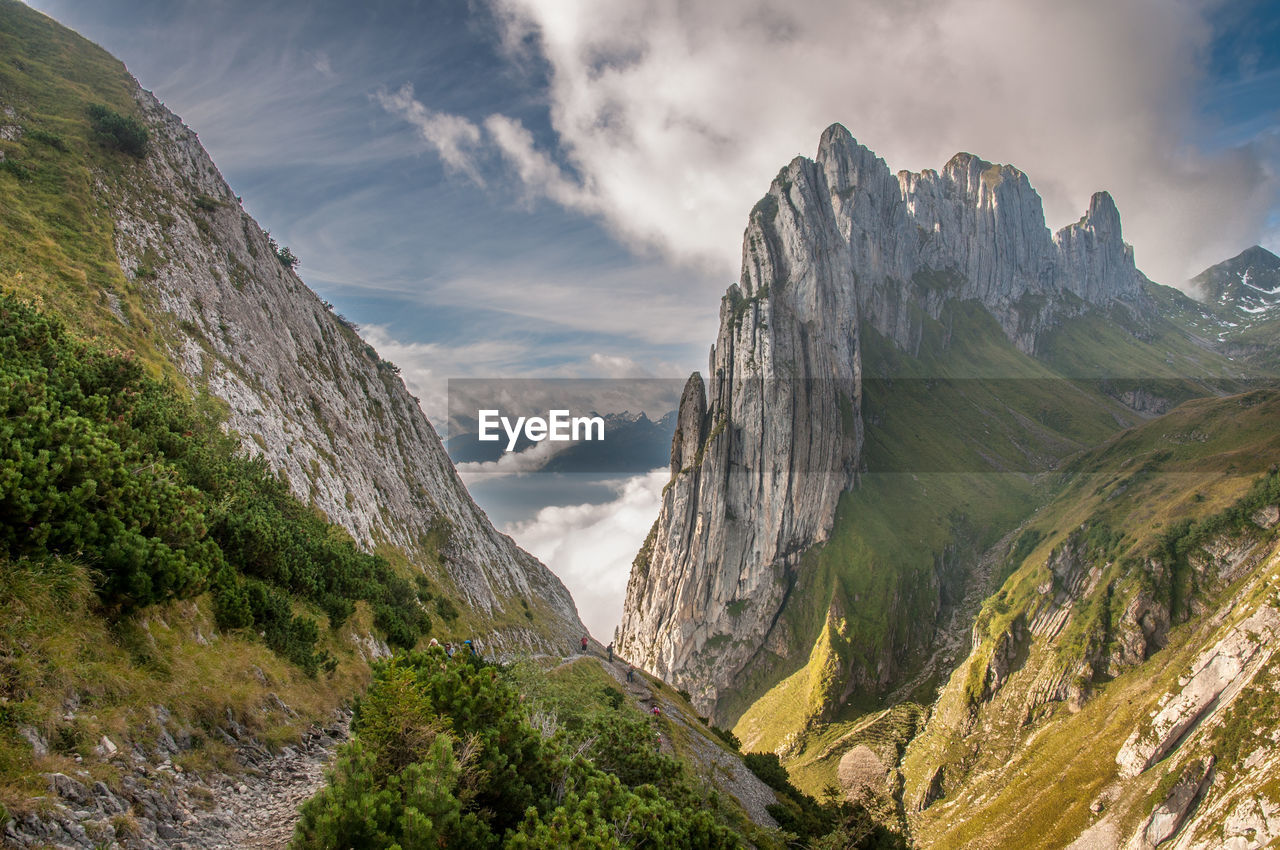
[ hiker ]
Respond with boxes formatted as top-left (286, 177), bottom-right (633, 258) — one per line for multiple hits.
top-left (627, 665), bottom-right (635, 683)
top-left (580, 634), bottom-right (589, 653)
top-left (651, 705), bottom-right (661, 717)
top-left (607, 642), bottom-right (614, 662)
top-left (428, 638), bottom-right (439, 648)
top-left (444, 642), bottom-right (454, 658)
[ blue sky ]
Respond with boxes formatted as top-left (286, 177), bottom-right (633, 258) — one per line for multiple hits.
top-left (22, 0), bottom-right (1280, 638)
top-left (26, 0), bottom-right (1280, 420)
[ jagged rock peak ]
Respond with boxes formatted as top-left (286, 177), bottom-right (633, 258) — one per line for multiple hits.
top-left (670, 372), bottom-right (708, 476)
top-left (617, 122), bottom-right (1146, 716)
top-left (813, 123), bottom-right (1143, 350)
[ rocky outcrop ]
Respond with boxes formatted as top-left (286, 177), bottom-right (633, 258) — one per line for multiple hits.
top-left (617, 124), bottom-right (1147, 717)
top-left (1126, 757), bottom-right (1214, 850)
top-left (1117, 606), bottom-right (1280, 778)
top-left (4, 710), bottom-right (348, 850)
top-left (817, 124), bottom-right (1142, 354)
top-left (107, 86), bottom-right (583, 649)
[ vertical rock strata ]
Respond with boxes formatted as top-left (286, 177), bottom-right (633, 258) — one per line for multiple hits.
top-left (617, 123), bottom-right (1143, 714)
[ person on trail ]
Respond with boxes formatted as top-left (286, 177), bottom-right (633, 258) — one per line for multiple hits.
top-left (428, 638), bottom-right (439, 648)
top-left (627, 665), bottom-right (635, 683)
top-left (607, 642), bottom-right (614, 662)
top-left (465, 639), bottom-right (478, 658)
top-left (651, 705), bottom-right (661, 717)
top-left (580, 634), bottom-right (589, 653)
top-left (444, 642), bottom-right (454, 658)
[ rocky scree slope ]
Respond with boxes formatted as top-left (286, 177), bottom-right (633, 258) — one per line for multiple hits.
top-left (616, 123), bottom-right (1163, 720)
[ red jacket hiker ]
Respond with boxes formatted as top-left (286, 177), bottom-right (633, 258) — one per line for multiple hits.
top-left (580, 634), bottom-right (589, 652)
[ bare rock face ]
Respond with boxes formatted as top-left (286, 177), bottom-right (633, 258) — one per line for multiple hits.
top-left (617, 123), bottom-right (1143, 718)
top-left (1117, 607), bottom-right (1280, 778)
top-left (108, 86), bottom-right (583, 650)
top-left (1126, 757), bottom-right (1214, 850)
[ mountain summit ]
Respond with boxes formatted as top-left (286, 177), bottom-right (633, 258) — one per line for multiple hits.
top-left (1192, 244), bottom-right (1280, 317)
top-left (616, 123), bottom-right (1162, 717)
top-left (616, 121), bottom-right (1280, 848)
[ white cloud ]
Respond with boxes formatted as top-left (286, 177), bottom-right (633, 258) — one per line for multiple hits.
top-left (375, 83), bottom-right (486, 183)
top-left (504, 471), bottom-right (667, 641)
top-left (311, 51), bottom-right (334, 77)
top-left (385, 0), bottom-right (1279, 287)
top-left (456, 439), bottom-right (571, 483)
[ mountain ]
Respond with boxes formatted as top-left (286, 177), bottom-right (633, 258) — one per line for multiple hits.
top-left (1192, 244), bottom-right (1280, 317)
top-left (901, 391), bottom-right (1280, 847)
top-left (0, 0), bottom-right (581, 652)
top-left (615, 123), bottom-right (1280, 846)
top-left (616, 123), bottom-right (1252, 722)
top-left (0, 6), bottom-right (829, 845)
top-left (1156, 245), bottom-right (1280, 372)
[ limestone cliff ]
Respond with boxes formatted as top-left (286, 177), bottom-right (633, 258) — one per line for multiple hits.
top-left (617, 124), bottom-right (1148, 716)
top-left (107, 86), bottom-right (583, 650)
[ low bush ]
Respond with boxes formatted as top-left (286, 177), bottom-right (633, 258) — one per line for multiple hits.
top-left (87, 104), bottom-right (147, 157)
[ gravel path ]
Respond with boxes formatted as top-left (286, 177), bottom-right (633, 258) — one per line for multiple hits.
top-left (204, 717), bottom-right (348, 850)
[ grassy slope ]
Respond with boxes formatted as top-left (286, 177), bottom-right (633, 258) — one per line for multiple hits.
top-left (0, 1), bottom-right (557, 646)
top-left (904, 390), bottom-right (1280, 847)
top-left (732, 297), bottom-right (1261, 799)
top-left (519, 655), bottom-right (784, 846)
top-left (0, 555), bottom-right (375, 815)
top-left (0, 0), bottom-right (550, 819)
top-left (0, 0), bottom-right (180, 377)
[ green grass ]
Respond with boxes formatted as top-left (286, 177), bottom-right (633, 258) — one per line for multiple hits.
top-left (909, 551), bottom-right (1280, 848)
top-left (732, 302), bottom-right (1133, 751)
top-left (0, 0), bottom-right (181, 378)
top-left (0, 555), bottom-right (375, 816)
top-left (900, 390), bottom-right (1280, 846)
top-left (727, 297), bottom-right (1280, 840)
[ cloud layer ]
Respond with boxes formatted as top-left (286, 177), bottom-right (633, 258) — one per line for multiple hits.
top-left (388, 0), bottom-right (1278, 286)
top-left (504, 471), bottom-right (667, 641)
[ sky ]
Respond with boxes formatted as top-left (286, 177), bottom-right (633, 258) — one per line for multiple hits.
top-left (22, 0), bottom-right (1280, 639)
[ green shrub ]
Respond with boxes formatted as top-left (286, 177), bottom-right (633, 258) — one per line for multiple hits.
top-left (26, 127), bottom-right (67, 151)
top-left (0, 159), bottom-right (32, 180)
top-left (0, 294), bottom-right (431, 672)
top-left (293, 650), bottom-right (742, 849)
top-left (87, 104), bottom-right (148, 157)
top-left (710, 726), bottom-right (741, 751)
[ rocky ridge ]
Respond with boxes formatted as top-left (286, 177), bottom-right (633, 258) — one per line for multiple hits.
top-left (616, 123), bottom-right (1148, 717)
top-left (106, 85), bottom-right (583, 650)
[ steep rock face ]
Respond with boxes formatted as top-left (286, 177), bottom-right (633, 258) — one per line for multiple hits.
top-left (108, 87), bottom-right (583, 649)
top-left (617, 123), bottom-right (1142, 715)
top-left (618, 150), bottom-right (864, 712)
top-left (818, 124), bottom-right (1142, 354)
